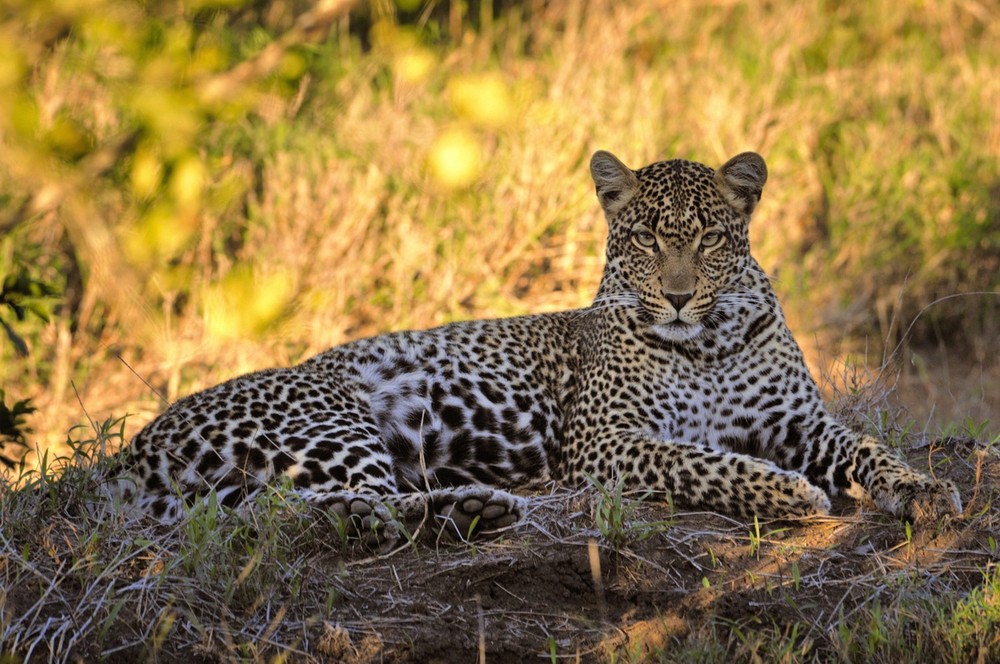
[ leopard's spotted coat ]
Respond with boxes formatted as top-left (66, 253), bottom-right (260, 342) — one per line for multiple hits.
top-left (109, 150), bottom-right (961, 536)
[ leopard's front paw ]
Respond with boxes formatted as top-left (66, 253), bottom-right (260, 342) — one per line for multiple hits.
top-left (873, 475), bottom-right (962, 524)
top-left (433, 488), bottom-right (524, 540)
top-left (326, 495), bottom-right (400, 548)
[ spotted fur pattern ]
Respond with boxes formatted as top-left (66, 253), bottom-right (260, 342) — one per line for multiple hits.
top-left (109, 151), bottom-right (962, 534)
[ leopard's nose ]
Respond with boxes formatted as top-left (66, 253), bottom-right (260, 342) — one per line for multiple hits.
top-left (665, 292), bottom-right (693, 312)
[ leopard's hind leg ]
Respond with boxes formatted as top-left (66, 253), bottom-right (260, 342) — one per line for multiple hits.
top-left (116, 366), bottom-right (529, 540)
top-left (118, 369), bottom-right (404, 523)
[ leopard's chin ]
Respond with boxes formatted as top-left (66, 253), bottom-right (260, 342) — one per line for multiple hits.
top-left (650, 321), bottom-right (703, 342)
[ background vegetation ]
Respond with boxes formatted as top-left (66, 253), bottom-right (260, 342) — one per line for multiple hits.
top-left (1, 0), bottom-right (998, 462)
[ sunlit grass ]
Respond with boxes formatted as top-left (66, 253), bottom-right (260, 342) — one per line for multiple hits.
top-left (2, 417), bottom-right (997, 662)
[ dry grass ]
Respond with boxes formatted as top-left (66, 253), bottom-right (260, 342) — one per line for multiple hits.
top-left (1, 411), bottom-right (997, 662)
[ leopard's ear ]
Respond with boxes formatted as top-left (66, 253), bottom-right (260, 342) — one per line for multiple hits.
top-left (590, 150), bottom-right (640, 217)
top-left (715, 152), bottom-right (768, 215)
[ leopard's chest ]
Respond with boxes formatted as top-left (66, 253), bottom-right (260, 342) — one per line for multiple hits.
top-left (642, 353), bottom-right (789, 452)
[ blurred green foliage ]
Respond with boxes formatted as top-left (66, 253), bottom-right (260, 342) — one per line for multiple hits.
top-left (0, 0), bottom-right (351, 322)
top-left (0, 390), bottom-right (35, 469)
top-left (0, 0), bottom-right (357, 462)
top-left (0, 266), bottom-right (59, 357)
top-left (0, 265), bottom-right (57, 467)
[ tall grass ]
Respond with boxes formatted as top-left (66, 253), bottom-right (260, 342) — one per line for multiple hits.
top-left (1, 0), bottom-right (997, 459)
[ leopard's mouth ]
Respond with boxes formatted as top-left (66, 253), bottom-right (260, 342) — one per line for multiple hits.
top-left (650, 320), bottom-right (703, 342)
top-left (633, 296), bottom-right (710, 341)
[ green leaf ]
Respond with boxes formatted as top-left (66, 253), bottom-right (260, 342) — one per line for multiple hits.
top-left (0, 389), bottom-right (36, 467)
top-left (0, 318), bottom-right (28, 357)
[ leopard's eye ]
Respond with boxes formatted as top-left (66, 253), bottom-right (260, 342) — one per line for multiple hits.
top-left (700, 230), bottom-right (725, 250)
top-left (632, 230), bottom-right (657, 250)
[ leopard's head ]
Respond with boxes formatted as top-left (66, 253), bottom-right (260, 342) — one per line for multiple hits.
top-left (590, 150), bottom-right (767, 342)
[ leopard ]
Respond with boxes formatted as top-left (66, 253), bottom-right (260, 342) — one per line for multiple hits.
top-left (105, 149), bottom-right (962, 539)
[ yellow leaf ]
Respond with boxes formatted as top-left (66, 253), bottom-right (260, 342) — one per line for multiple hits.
top-left (170, 156), bottom-right (205, 211)
top-left (428, 128), bottom-right (483, 189)
top-left (124, 204), bottom-right (198, 266)
top-left (204, 268), bottom-right (295, 340)
top-left (395, 48), bottom-right (435, 84)
top-left (448, 73), bottom-right (512, 128)
top-left (279, 51), bottom-right (307, 80)
top-left (0, 39), bottom-right (25, 90)
top-left (46, 115), bottom-right (91, 160)
top-left (130, 146), bottom-right (162, 199)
